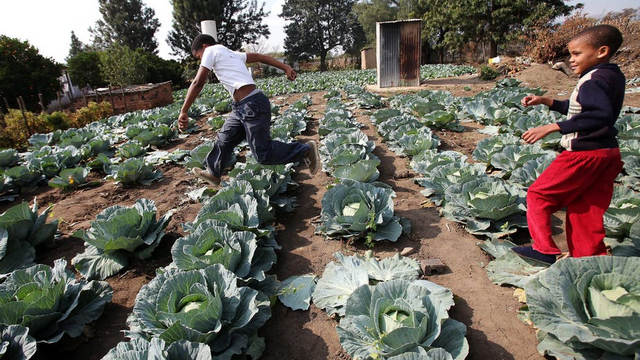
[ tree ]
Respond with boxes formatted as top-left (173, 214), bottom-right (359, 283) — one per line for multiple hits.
top-left (353, 0), bottom-right (418, 48)
top-left (167, 0), bottom-right (270, 58)
top-left (281, 0), bottom-right (365, 71)
top-left (67, 51), bottom-right (106, 88)
top-left (0, 36), bottom-right (62, 111)
top-left (99, 43), bottom-right (147, 86)
top-left (67, 31), bottom-right (85, 60)
top-left (90, 0), bottom-right (160, 53)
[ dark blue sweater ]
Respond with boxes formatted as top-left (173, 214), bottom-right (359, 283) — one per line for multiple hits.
top-left (550, 63), bottom-right (625, 151)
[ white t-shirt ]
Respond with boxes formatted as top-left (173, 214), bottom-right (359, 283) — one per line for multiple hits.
top-left (200, 44), bottom-right (255, 98)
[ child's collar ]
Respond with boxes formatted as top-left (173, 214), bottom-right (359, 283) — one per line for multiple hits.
top-left (579, 62), bottom-right (617, 78)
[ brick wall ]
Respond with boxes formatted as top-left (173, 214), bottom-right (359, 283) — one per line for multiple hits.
top-left (70, 81), bottom-right (174, 115)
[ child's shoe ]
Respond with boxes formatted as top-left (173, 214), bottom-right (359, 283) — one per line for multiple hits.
top-left (191, 168), bottom-right (221, 186)
top-left (303, 141), bottom-right (320, 175)
top-left (511, 246), bottom-right (557, 265)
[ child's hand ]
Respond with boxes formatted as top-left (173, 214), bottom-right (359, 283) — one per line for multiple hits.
top-left (285, 66), bottom-right (297, 81)
top-left (178, 112), bottom-right (189, 132)
top-left (522, 124), bottom-right (560, 143)
top-left (522, 95), bottom-right (541, 107)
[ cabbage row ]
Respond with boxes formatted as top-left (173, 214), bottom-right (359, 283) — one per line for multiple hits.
top-left (99, 89), bottom-right (314, 360)
top-left (311, 252), bottom-right (469, 360)
top-left (315, 91), bottom-right (409, 245)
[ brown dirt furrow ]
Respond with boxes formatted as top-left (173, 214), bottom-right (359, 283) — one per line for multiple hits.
top-left (349, 105), bottom-right (542, 360)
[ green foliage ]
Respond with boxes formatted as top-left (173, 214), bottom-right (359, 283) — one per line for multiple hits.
top-left (167, 0), bottom-right (270, 57)
top-left (524, 256), bottom-right (640, 359)
top-left (141, 52), bottom-right (187, 88)
top-left (337, 280), bottom-right (469, 360)
top-left (102, 338), bottom-right (212, 360)
top-left (479, 65), bottom-right (499, 80)
top-left (0, 35), bottom-right (63, 111)
top-left (67, 51), bottom-right (106, 88)
top-left (315, 179), bottom-right (408, 243)
top-left (126, 264), bottom-right (271, 359)
top-left (281, 0), bottom-right (365, 71)
top-left (0, 200), bottom-right (58, 274)
top-left (99, 43), bottom-right (147, 86)
top-left (90, 0), bottom-right (160, 53)
top-left (41, 111), bottom-right (70, 131)
top-left (107, 157), bottom-right (162, 186)
top-left (67, 30), bottom-right (85, 60)
top-left (0, 325), bottom-right (37, 360)
top-left (72, 199), bottom-right (174, 280)
top-left (48, 167), bottom-right (91, 191)
top-left (312, 252), bottom-right (422, 317)
top-left (0, 259), bottom-right (112, 343)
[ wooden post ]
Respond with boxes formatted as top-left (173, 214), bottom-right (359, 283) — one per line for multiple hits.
top-left (121, 86), bottom-right (127, 112)
top-left (83, 89), bottom-right (88, 107)
top-left (2, 96), bottom-right (9, 111)
top-left (38, 93), bottom-right (46, 113)
top-left (17, 96), bottom-right (32, 136)
top-left (56, 91), bottom-right (61, 111)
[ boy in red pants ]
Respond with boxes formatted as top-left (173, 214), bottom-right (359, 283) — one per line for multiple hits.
top-left (512, 25), bottom-right (625, 264)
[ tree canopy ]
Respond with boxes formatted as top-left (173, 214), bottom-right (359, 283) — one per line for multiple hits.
top-left (167, 0), bottom-right (270, 58)
top-left (0, 35), bottom-right (62, 111)
top-left (90, 0), bottom-right (160, 53)
top-left (282, 0), bottom-right (365, 71)
top-left (67, 31), bottom-right (85, 60)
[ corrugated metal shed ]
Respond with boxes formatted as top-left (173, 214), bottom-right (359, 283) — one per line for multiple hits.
top-left (376, 19), bottom-right (422, 88)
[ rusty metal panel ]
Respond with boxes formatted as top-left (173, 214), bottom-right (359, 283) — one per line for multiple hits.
top-left (377, 22), bottom-right (399, 88)
top-left (399, 21), bottom-right (421, 86)
top-left (376, 19), bottom-right (422, 88)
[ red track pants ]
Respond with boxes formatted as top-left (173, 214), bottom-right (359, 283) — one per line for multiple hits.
top-left (526, 148), bottom-right (623, 257)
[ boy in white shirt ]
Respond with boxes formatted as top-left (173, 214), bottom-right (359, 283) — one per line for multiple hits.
top-left (178, 34), bottom-right (319, 185)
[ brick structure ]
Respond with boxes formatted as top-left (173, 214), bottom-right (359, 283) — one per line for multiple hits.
top-left (70, 81), bottom-right (174, 114)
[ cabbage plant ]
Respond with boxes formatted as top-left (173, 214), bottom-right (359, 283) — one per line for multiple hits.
top-left (604, 186), bottom-right (640, 240)
top-left (101, 338), bottom-right (212, 360)
top-left (0, 149), bottom-right (19, 169)
top-left (108, 157), bottom-right (162, 186)
top-left (524, 256), bottom-right (640, 360)
top-left (312, 252), bottom-right (422, 317)
top-left (184, 180), bottom-right (274, 235)
top-left (337, 279), bottom-right (469, 360)
top-left (72, 199), bottom-right (174, 280)
top-left (315, 180), bottom-right (409, 245)
top-left (410, 150), bottom-right (467, 176)
top-left (126, 264), bottom-right (270, 360)
top-left (117, 140), bottom-right (147, 159)
top-left (0, 324), bottom-right (37, 360)
top-left (183, 142), bottom-right (214, 169)
top-left (0, 259), bottom-right (112, 344)
top-left (170, 220), bottom-right (276, 286)
top-left (228, 161), bottom-right (297, 211)
top-left (442, 177), bottom-right (527, 239)
top-left (414, 163), bottom-right (486, 206)
top-left (508, 154), bottom-right (555, 187)
top-left (0, 200), bottom-right (58, 274)
top-left (48, 167), bottom-right (91, 191)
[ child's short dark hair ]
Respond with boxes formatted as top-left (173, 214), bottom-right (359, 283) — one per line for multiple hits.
top-left (191, 34), bottom-right (216, 55)
top-left (573, 25), bottom-right (623, 57)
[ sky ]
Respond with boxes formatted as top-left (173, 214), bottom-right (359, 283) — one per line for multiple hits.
top-left (0, 0), bottom-right (637, 64)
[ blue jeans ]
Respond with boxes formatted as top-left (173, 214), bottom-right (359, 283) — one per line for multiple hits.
top-left (205, 91), bottom-right (310, 177)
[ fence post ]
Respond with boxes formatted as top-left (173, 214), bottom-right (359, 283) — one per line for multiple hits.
top-left (17, 96), bottom-right (32, 136)
top-left (38, 93), bottom-right (46, 113)
top-left (2, 96), bottom-right (9, 111)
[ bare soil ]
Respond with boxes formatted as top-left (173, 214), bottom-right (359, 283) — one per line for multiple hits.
top-left (11, 64), bottom-right (639, 360)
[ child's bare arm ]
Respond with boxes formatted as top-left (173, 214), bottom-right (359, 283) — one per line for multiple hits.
top-left (246, 53), bottom-right (297, 81)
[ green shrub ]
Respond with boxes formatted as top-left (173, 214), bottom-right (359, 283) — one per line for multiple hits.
top-left (67, 51), bottom-right (106, 88)
top-left (42, 111), bottom-right (70, 130)
top-left (479, 65), bottom-right (500, 80)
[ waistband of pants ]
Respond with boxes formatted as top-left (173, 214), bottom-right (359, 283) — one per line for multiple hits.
top-left (232, 88), bottom-right (263, 106)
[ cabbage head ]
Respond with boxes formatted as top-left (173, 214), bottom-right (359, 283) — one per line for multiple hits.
top-left (442, 177), bottom-right (527, 239)
top-left (0, 149), bottom-right (19, 169)
top-left (170, 220), bottom-right (276, 285)
top-left (101, 337), bottom-right (212, 360)
top-left (126, 264), bottom-right (270, 360)
top-left (337, 279), bottom-right (469, 360)
top-left (525, 256), bottom-right (640, 360)
top-left (0, 259), bottom-right (112, 344)
top-left (315, 180), bottom-right (408, 244)
top-left (108, 157), bottom-right (163, 186)
top-left (72, 199), bottom-right (174, 280)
